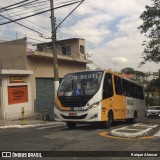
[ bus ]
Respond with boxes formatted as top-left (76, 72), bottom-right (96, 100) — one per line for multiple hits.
top-left (54, 69), bottom-right (145, 129)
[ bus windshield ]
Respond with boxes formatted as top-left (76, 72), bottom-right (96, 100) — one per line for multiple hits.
top-left (58, 71), bottom-right (103, 97)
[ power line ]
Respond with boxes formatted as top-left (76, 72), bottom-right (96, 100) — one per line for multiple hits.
top-left (0, 0), bottom-right (41, 13)
top-left (27, 36), bottom-right (49, 43)
top-left (0, 4), bottom-right (50, 21)
top-left (0, 0), bottom-right (94, 35)
top-left (0, 14), bottom-right (50, 38)
top-left (0, 1), bottom-right (49, 34)
top-left (0, 0), bottom-right (30, 11)
top-left (36, 1), bottom-right (110, 69)
top-left (0, 1), bottom-right (83, 25)
top-left (56, 0), bottom-right (85, 30)
top-left (58, 24), bottom-right (111, 69)
top-left (0, 0), bottom-right (108, 67)
top-left (0, 1), bottom-right (79, 37)
top-left (0, 0), bottom-right (80, 19)
top-left (3, 6), bottom-right (51, 37)
top-left (0, 0), bottom-right (91, 37)
top-left (0, 1), bottom-right (75, 40)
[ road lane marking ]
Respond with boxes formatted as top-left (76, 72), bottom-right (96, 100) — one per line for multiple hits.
top-left (99, 132), bottom-right (155, 140)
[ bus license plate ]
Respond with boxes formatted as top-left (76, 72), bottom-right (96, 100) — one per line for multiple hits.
top-left (69, 113), bottom-right (77, 116)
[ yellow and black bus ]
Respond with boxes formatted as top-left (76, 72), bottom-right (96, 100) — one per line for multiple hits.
top-left (54, 69), bottom-right (145, 129)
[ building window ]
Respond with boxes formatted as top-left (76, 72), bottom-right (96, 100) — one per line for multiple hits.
top-left (80, 45), bottom-right (85, 54)
top-left (62, 46), bottom-right (71, 55)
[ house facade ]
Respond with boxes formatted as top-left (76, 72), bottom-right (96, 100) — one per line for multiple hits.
top-left (0, 38), bottom-right (89, 120)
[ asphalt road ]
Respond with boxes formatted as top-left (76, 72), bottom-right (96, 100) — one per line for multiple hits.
top-left (0, 117), bottom-right (160, 160)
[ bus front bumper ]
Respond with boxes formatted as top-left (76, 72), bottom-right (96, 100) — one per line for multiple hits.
top-left (54, 107), bottom-right (101, 122)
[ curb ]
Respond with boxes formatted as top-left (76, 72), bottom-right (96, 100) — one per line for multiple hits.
top-left (0, 122), bottom-right (65, 129)
top-left (110, 123), bottom-right (159, 138)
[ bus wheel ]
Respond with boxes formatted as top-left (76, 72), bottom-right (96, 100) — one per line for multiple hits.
top-left (126, 113), bottom-right (137, 124)
top-left (130, 112), bottom-right (137, 124)
top-left (105, 112), bottom-right (114, 129)
top-left (66, 122), bottom-right (76, 129)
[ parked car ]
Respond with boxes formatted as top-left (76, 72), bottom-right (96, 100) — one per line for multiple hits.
top-left (147, 106), bottom-right (160, 118)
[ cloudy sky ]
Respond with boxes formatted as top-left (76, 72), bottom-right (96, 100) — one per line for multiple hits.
top-left (0, 0), bottom-right (159, 73)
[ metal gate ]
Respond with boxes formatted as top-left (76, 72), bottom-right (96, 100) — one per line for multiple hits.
top-left (36, 78), bottom-right (54, 120)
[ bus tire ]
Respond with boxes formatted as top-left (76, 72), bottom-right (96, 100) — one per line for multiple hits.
top-left (66, 122), bottom-right (76, 129)
top-left (105, 111), bottom-right (114, 129)
top-left (130, 112), bottom-right (137, 124)
top-left (126, 112), bottom-right (137, 124)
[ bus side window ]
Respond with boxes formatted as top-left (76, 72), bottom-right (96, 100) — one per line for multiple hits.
top-left (103, 73), bottom-right (113, 99)
top-left (130, 83), bottom-right (137, 98)
top-left (122, 79), bottom-right (130, 97)
top-left (137, 85), bottom-right (144, 100)
top-left (114, 75), bottom-right (123, 95)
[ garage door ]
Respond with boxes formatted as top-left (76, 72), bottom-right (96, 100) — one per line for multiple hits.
top-left (36, 78), bottom-right (54, 120)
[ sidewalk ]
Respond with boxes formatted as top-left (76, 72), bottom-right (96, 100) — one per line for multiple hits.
top-left (110, 123), bottom-right (159, 138)
top-left (0, 119), bottom-right (64, 129)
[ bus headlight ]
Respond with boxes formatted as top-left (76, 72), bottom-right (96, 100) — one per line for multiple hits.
top-left (54, 104), bottom-right (60, 111)
top-left (88, 102), bottom-right (100, 110)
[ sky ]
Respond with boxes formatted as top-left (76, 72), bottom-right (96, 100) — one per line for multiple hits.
top-left (0, 0), bottom-right (159, 73)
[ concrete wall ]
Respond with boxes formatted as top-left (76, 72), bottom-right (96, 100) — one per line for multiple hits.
top-left (79, 38), bottom-right (86, 60)
top-left (0, 38), bottom-right (27, 69)
top-left (1, 76), bottom-right (32, 119)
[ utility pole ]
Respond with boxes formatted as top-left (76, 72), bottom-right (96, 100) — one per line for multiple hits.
top-left (50, 0), bottom-right (84, 100)
top-left (50, 0), bottom-right (59, 98)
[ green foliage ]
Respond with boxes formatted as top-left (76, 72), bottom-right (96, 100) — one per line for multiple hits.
top-left (121, 67), bottom-right (145, 77)
top-left (145, 96), bottom-right (154, 106)
top-left (138, 0), bottom-right (160, 65)
top-left (147, 77), bottom-right (160, 92)
top-left (134, 71), bottom-right (145, 77)
top-left (121, 67), bottom-right (135, 74)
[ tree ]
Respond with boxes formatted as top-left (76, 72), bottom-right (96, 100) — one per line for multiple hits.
top-left (121, 67), bottom-right (135, 74)
top-left (121, 67), bottom-right (145, 76)
top-left (145, 96), bottom-right (154, 107)
top-left (134, 71), bottom-right (145, 77)
top-left (145, 77), bottom-right (160, 106)
top-left (138, 0), bottom-right (160, 65)
top-left (147, 77), bottom-right (160, 92)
